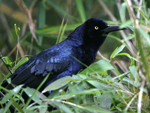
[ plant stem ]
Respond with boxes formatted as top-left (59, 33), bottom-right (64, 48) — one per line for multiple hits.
top-left (134, 27), bottom-right (150, 85)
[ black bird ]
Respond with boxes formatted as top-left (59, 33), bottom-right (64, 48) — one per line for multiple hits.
top-left (2, 18), bottom-right (125, 95)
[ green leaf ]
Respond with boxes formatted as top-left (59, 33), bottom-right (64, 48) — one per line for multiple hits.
top-left (138, 27), bottom-right (150, 45)
top-left (1, 86), bottom-right (25, 112)
top-left (13, 57), bottom-right (29, 71)
top-left (100, 94), bottom-right (112, 110)
top-left (14, 24), bottom-right (20, 37)
top-left (129, 65), bottom-right (140, 82)
top-left (2, 57), bottom-right (28, 71)
top-left (75, 0), bottom-right (86, 22)
top-left (80, 59), bottom-right (114, 75)
top-left (23, 87), bottom-right (41, 103)
top-left (2, 57), bottom-right (29, 83)
top-left (120, 2), bottom-right (127, 22)
top-left (139, 10), bottom-right (149, 20)
top-left (52, 101), bottom-right (74, 113)
top-left (110, 47), bottom-right (118, 60)
top-left (130, 58), bottom-right (135, 66)
top-left (53, 89), bottom-right (100, 99)
top-left (56, 18), bottom-right (68, 44)
top-left (115, 106), bottom-right (122, 111)
top-left (110, 45), bottom-right (125, 60)
top-left (86, 80), bottom-right (112, 91)
top-left (7, 93), bottom-right (24, 113)
top-left (11, 84), bottom-right (23, 94)
top-left (37, 1), bottom-right (46, 46)
top-left (108, 35), bottom-right (122, 43)
top-left (24, 73), bottom-right (50, 109)
top-left (3, 101), bottom-right (13, 113)
top-left (120, 20), bottom-right (133, 28)
top-left (35, 32), bottom-right (64, 39)
top-left (115, 53), bottom-right (138, 61)
top-left (121, 77), bottom-right (140, 88)
top-left (82, 105), bottom-right (111, 113)
top-left (39, 103), bottom-right (48, 113)
top-left (46, 0), bottom-right (74, 22)
top-left (58, 21), bottom-right (67, 43)
top-left (36, 23), bottom-right (81, 33)
top-left (42, 76), bottom-right (72, 93)
top-left (2, 56), bottom-right (12, 67)
top-left (135, 26), bottom-right (150, 86)
top-left (112, 71), bottom-right (130, 81)
top-left (1, 85), bottom-right (23, 104)
top-left (121, 35), bottom-right (134, 42)
top-left (114, 45), bottom-right (125, 56)
top-left (25, 104), bottom-right (46, 113)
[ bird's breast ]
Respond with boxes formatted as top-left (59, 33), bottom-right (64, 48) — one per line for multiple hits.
top-left (70, 46), bottom-right (96, 69)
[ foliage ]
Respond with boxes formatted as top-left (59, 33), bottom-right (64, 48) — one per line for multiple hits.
top-left (0, 0), bottom-right (150, 112)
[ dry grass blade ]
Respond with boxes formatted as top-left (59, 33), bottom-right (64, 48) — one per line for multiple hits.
top-left (141, 25), bottom-right (150, 32)
top-left (125, 0), bottom-right (136, 20)
top-left (14, 0), bottom-right (38, 42)
top-left (98, 0), bottom-right (117, 21)
top-left (124, 93), bottom-right (138, 112)
top-left (0, 11), bottom-right (12, 42)
top-left (138, 70), bottom-right (146, 113)
top-left (98, 0), bottom-right (136, 57)
top-left (17, 44), bottom-right (24, 57)
top-left (0, 3), bottom-right (26, 22)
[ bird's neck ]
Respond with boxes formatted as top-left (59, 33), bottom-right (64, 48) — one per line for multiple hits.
top-left (81, 36), bottom-right (106, 66)
top-left (83, 36), bottom-right (106, 54)
top-left (66, 24), bottom-right (106, 59)
top-left (67, 24), bottom-right (85, 46)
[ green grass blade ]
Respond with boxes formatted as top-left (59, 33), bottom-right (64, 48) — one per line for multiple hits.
top-left (80, 59), bottom-right (114, 75)
top-left (37, 1), bottom-right (46, 45)
top-left (42, 76), bottom-right (72, 93)
top-left (59, 20), bottom-right (68, 43)
top-left (75, 0), bottom-right (86, 22)
top-left (120, 2), bottom-right (127, 22)
top-left (7, 93), bottom-right (24, 113)
top-left (56, 18), bottom-right (65, 44)
top-left (24, 73), bottom-right (50, 110)
top-left (52, 101), bottom-right (74, 113)
top-left (46, 0), bottom-right (74, 22)
top-left (36, 23), bottom-right (81, 33)
top-left (135, 27), bottom-right (150, 84)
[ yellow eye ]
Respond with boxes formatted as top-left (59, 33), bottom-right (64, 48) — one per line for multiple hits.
top-left (95, 26), bottom-right (99, 30)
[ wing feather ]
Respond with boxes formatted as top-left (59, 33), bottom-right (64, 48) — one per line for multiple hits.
top-left (4, 47), bottom-right (71, 90)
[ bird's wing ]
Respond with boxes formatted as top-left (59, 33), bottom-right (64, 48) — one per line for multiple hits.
top-left (7, 47), bottom-right (70, 88)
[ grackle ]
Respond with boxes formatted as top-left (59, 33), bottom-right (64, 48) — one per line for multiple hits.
top-left (2, 18), bottom-right (125, 96)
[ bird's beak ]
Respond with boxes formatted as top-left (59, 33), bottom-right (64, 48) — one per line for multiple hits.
top-left (103, 25), bottom-right (126, 34)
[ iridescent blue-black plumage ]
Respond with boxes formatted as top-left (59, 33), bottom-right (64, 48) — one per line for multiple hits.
top-left (2, 18), bottom-right (125, 94)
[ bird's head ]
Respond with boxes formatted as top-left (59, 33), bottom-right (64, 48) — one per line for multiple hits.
top-left (83, 17), bottom-right (126, 47)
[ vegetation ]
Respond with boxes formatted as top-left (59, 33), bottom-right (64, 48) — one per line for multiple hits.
top-left (0, 0), bottom-right (150, 112)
